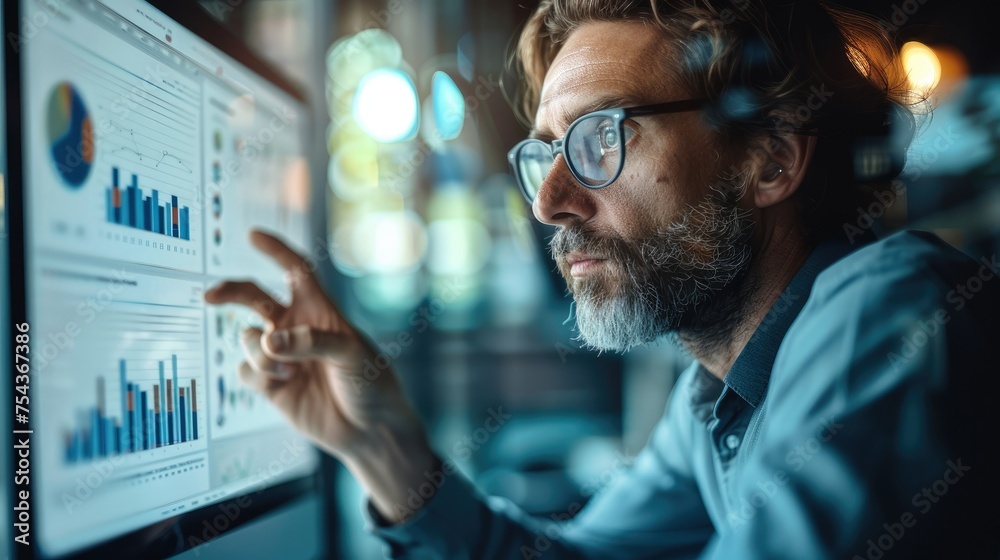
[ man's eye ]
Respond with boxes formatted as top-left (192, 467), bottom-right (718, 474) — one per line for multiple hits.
top-left (595, 123), bottom-right (637, 155)
top-left (598, 124), bottom-right (620, 152)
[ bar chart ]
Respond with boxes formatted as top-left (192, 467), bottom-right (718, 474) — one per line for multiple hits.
top-left (105, 166), bottom-right (191, 240)
top-left (31, 260), bottom-right (212, 552)
top-left (63, 354), bottom-right (202, 463)
top-left (34, 265), bottom-right (209, 475)
top-left (27, 37), bottom-right (203, 273)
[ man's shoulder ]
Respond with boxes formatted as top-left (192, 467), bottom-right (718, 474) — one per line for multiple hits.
top-left (778, 228), bottom-right (999, 370)
top-left (810, 229), bottom-right (978, 304)
top-left (769, 229), bottom-right (997, 409)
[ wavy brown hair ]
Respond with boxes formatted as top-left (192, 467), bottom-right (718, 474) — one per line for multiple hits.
top-left (508, 0), bottom-right (917, 239)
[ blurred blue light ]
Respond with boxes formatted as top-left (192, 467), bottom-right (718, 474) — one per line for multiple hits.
top-left (353, 69), bottom-right (419, 143)
top-left (432, 71), bottom-right (465, 141)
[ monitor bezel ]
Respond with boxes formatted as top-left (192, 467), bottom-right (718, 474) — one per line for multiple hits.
top-left (3, 1), bottom-right (325, 558)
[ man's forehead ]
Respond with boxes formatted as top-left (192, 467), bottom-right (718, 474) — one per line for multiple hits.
top-left (533, 21), bottom-right (677, 136)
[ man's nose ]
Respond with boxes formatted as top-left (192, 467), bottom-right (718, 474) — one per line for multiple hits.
top-left (532, 155), bottom-right (597, 227)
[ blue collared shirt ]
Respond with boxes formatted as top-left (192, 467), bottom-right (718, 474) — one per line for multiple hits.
top-left (368, 230), bottom-right (1000, 559)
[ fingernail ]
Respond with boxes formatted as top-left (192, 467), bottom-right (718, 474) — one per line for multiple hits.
top-left (269, 330), bottom-right (289, 352)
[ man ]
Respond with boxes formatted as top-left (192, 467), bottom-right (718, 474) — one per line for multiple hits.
top-left (206, 0), bottom-right (1000, 558)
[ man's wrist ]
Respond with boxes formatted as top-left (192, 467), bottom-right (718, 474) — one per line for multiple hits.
top-left (342, 426), bottom-right (438, 524)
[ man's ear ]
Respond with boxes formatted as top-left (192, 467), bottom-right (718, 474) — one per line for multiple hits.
top-left (753, 120), bottom-right (817, 209)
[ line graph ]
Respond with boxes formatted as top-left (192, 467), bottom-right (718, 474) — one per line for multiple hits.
top-left (75, 52), bottom-right (200, 204)
top-left (108, 121), bottom-right (194, 173)
top-left (27, 31), bottom-right (204, 272)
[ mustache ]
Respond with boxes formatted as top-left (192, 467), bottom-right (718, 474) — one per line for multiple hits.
top-left (549, 225), bottom-right (638, 263)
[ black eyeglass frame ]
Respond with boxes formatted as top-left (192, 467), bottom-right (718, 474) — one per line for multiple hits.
top-left (507, 97), bottom-right (708, 202)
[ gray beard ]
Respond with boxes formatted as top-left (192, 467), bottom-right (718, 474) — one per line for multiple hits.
top-left (550, 184), bottom-right (757, 354)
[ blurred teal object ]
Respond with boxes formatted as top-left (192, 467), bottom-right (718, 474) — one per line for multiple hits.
top-left (432, 71), bottom-right (465, 141)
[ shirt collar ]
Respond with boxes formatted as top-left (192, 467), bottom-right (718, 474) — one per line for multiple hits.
top-left (721, 235), bottom-right (865, 408)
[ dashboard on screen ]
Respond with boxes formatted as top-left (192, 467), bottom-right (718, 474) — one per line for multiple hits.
top-left (14, 0), bottom-right (319, 556)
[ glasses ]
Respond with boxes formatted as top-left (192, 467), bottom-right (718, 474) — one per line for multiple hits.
top-left (508, 98), bottom-right (707, 203)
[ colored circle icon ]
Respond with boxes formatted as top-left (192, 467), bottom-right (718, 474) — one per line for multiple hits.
top-left (46, 82), bottom-right (94, 188)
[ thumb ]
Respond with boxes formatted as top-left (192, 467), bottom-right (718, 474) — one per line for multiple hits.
top-left (262, 324), bottom-right (353, 362)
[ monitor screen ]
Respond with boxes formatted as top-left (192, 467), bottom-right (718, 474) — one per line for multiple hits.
top-left (12, 0), bottom-right (319, 556)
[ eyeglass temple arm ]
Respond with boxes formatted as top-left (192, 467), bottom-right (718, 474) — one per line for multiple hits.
top-left (625, 98), bottom-right (709, 116)
top-left (625, 99), bottom-right (828, 136)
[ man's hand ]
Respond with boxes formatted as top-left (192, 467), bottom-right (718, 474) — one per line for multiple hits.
top-left (205, 230), bottom-right (436, 522)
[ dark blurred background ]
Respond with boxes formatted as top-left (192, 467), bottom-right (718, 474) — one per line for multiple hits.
top-left (197, 0), bottom-right (1000, 556)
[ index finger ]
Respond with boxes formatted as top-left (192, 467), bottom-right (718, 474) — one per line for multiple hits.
top-left (249, 229), bottom-right (322, 295)
top-left (205, 280), bottom-right (286, 324)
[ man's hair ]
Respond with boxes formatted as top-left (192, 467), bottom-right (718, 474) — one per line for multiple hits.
top-left (509, 0), bottom-right (918, 239)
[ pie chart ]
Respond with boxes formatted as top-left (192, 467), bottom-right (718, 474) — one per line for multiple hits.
top-left (46, 82), bottom-right (94, 188)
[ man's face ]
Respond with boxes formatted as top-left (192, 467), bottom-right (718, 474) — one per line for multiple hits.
top-left (532, 21), bottom-right (756, 352)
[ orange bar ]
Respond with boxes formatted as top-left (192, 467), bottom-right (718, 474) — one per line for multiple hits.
top-left (153, 385), bottom-right (160, 413)
top-left (190, 380), bottom-right (197, 412)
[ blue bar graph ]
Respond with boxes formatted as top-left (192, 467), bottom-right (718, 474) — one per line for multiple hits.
top-left (158, 362), bottom-right (166, 446)
top-left (179, 388), bottom-right (187, 443)
top-left (172, 354), bottom-right (179, 444)
top-left (140, 391), bottom-right (148, 450)
top-left (105, 166), bottom-right (192, 240)
top-left (64, 356), bottom-right (201, 464)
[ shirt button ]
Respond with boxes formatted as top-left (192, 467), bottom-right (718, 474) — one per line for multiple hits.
top-left (725, 434), bottom-right (741, 450)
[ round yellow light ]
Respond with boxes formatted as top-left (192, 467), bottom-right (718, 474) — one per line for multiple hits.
top-left (901, 41), bottom-right (941, 94)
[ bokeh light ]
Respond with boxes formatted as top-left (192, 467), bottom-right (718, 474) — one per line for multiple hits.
top-left (352, 69), bottom-right (419, 143)
top-left (432, 71), bottom-right (465, 141)
top-left (901, 41), bottom-right (942, 95)
top-left (328, 139), bottom-right (379, 200)
top-left (350, 209), bottom-right (427, 275)
top-left (325, 29), bottom-right (402, 95)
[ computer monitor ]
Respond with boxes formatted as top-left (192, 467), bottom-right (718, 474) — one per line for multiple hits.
top-left (2, 4), bottom-right (11, 557)
top-left (4, 1), bottom-right (324, 557)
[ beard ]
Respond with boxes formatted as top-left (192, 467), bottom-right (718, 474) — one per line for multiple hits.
top-left (550, 182), bottom-right (758, 353)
